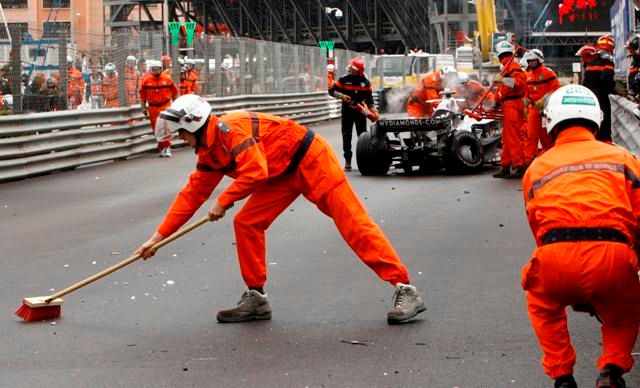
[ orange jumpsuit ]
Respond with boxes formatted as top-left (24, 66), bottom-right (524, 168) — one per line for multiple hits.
top-left (180, 73), bottom-right (196, 95)
top-left (406, 72), bottom-right (442, 117)
top-left (67, 67), bottom-right (84, 109)
top-left (156, 112), bottom-right (411, 289)
top-left (124, 67), bottom-right (139, 106)
top-left (524, 64), bottom-right (560, 163)
top-left (186, 69), bottom-right (199, 94)
top-left (496, 59), bottom-right (527, 168)
top-left (522, 126), bottom-right (640, 380)
top-left (139, 73), bottom-right (178, 150)
top-left (102, 74), bottom-right (119, 108)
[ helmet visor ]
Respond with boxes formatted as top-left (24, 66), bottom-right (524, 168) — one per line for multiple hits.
top-left (154, 114), bottom-right (177, 142)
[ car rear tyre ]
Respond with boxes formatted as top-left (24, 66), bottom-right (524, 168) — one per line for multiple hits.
top-left (444, 131), bottom-right (483, 173)
top-left (356, 131), bottom-right (391, 176)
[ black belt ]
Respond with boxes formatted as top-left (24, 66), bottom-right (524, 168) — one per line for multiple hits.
top-left (542, 228), bottom-right (628, 245)
top-left (502, 95), bottom-right (524, 101)
top-left (285, 129), bottom-right (315, 174)
top-left (148, 99), bottom-right (171, 107)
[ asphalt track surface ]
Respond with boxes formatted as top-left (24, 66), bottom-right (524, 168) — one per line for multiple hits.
top-left (1, 119), bottom-right (639, 388)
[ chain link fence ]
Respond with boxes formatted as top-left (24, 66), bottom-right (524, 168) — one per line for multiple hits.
top-left (0, 28), bottom-right (358, 115)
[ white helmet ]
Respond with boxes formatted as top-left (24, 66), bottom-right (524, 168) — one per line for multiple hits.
top-left (146, 59), bottom-right (162, 69)
top-left (126, 55), bottom-right (137, 63)
top-left (327, 64), bottom-right (335, 72)
top-left (185, 58), bottom-right (196, 66)
top-left (440, 65), bottom-right (457, 77)
top-left (495, 41), bottom-right (515, 56)
top-left (542, 85), bottom-right (602, 135)
top-left (524, 49), bottom-right (544, 64)
top-left (67, 55), bottom-right (74, 64)
top-left (104, 63), bottom-right (116, 73)
top-left (457, 72), bottom-right (469, 84)
top-left (155, 94), bottom-right (212, 142)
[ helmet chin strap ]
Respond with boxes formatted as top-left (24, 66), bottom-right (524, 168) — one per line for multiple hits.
top-left (194, 117), bottom-right (210, 152)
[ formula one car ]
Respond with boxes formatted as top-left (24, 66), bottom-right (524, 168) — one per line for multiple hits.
top-left (355, 90), bottom-right (502, 175)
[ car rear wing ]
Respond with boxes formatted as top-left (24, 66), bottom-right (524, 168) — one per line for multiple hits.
top-left (374, 117), bottom-right (451, 134)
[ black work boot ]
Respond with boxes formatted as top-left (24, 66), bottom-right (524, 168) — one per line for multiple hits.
top-left (596, 364), bottom-right (626, 388)
top-left (507, 166), bottom-right (526, 179)
top-left (344, 161), bottom-right (352, 171)
top-left (554, 375), bottom-right (577, 388)
top-left (492, 166), bottom-right (511, 178)
top-left (216, 290), bottom-right (272, 323)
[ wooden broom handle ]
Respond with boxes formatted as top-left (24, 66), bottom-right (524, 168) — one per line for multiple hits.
top-left (46, 216), bottom-right (210, 303)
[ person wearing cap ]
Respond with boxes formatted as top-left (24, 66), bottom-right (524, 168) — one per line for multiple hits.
top-left (161, 55), bottom-right (172, 76)
top-left (88, 64), bottom-right (104, 109)
top-left (582, 35), bottom-right (615, 143)
top-left (329, 57), bottom-right (377, 171)
top-left (521, 84), bottom-right (640, 388)
top-left (523, 49), bottom-right (560, 162)
top-left (139, 60), bottom-right (179, 157)
top-left (124, 55), bottom-right (139, 106)
top-left (179, 66), bottom-right (195, 95)
top-left (63, 55), bottom-right (84, 109)
top-left (492, 40), bottom-right (527, 179)
top-left (102, 63), bottom-right (119, 108)
top-left (134, 94), bottom-right (426, 325)
top-left (184, 58), bottom-right (200, 94)
top-left (326, 63), bottom-right (336, 89)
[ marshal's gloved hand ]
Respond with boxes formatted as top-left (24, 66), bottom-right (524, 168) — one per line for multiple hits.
top-left (341, 94), bottom-right (352, 103)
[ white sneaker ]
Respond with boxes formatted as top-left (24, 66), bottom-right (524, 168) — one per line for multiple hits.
top-left (158, 148), bottom-right (165, 157)
top-left (387, 283), bottom-right (426, 324)
top-left (164, 148), bottom-right (172, 157)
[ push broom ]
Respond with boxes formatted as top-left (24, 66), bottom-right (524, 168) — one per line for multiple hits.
top-left (15, 215), bottom-right (210, 321)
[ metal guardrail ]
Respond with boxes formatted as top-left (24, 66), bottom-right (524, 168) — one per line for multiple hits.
top-left (0, 92), bottom-right (342, 182)
top-left (610, 95), bottom-right (640, 155)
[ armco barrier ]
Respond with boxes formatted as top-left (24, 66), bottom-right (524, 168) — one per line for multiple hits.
top-left (0, 92), bottom-right (342, 182)
top-left (611, 95), bottom-right (640, 154)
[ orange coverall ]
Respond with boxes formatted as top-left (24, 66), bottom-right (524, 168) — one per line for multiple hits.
top-left (186, 69), bottom-right (199, 94)
top-left (139, 73), bottom-right (178, 150)
top-left (102, 74), bottom-right (119, 108)
top-left (521, 126), bottom-right (640, 380)
top-left (524, 64), bottom-right (560, 163)
top-left (124, 67), bottom-right (139, 106)
top-left (156, 112), bottom-right (411, 289)
top-left (179, 73), bottom-right (196, 95)
top-left (496, 59), bottom-right (527, 168)
top-left (406, 72), bottom-right (442, 117)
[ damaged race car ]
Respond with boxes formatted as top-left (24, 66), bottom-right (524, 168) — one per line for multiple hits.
top-left (355, 90), bottom-right (502, 175)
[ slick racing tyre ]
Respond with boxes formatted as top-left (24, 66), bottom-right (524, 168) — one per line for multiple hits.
top-left (356, 131), bottom-right (391, 176)
top-left (444, 130), bottom-right (483, 173)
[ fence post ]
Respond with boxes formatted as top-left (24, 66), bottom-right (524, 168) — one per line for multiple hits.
top-left (213, 37), bottom-right (222, 96)
top-left (238, 38), bottom-right (246, 95)
top-left (58, 33), bottom-right (68, 111)
top-left (9, 24), bottom-right (22, 114)
top-left (116, 33), bottom-right (127, 107)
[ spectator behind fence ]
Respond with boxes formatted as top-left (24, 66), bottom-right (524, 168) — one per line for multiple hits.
top-left (43, 77), bottom-right (63, 112)
top-left (23, 73), bottom-right (48, 113)
top-left (89, 65), bottom-right (103, 109)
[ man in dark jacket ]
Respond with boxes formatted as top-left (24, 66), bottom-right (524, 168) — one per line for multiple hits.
top-left (582, 35), bottom-right (616, 143)
top-left (329, 57), bottom-right (377, 171)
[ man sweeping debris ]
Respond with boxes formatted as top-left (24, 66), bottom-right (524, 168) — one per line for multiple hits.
top-left (134, 94), bottom-right (426, 324)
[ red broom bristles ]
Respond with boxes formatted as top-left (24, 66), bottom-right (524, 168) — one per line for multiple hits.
top-left (15, 303), bottom-right (61, 322)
